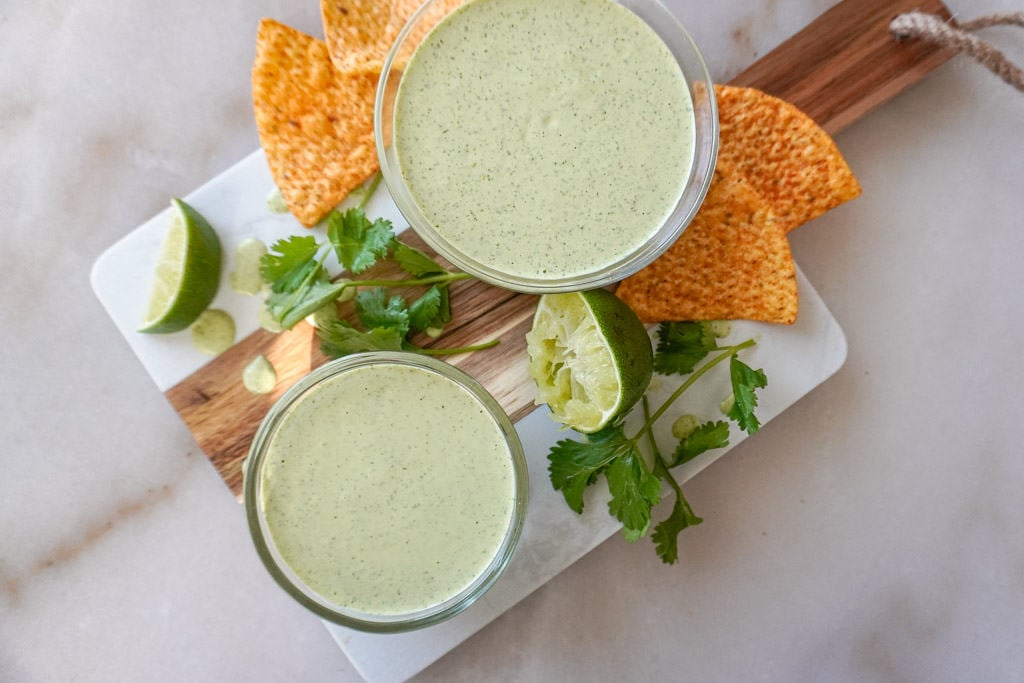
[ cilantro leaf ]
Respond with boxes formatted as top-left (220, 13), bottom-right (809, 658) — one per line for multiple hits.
top-left (355, 287), bottom-right (410, 336)
top-left (605, 449), bottom-right (661, 538)
top-left (260, 237), bottom-right (347, 330)
top-left (548, 425), bottom-right (630, 514)
top-left (261, 235), bottom-right (321, 293)
top-left (652, 496), bottom-right (703, 564)
top-left (266, 277), bottom-right (348, 330)
top-left (319, 320), bottom-right (404, 357)
top-left (436, 285), bottom-right (452, 325)
top-left (327, 208), bottom-right (394, 273)
top-left (727, 355), bottom-right (768, 434)
top-left (654, 322), bottom-right (719, 376)
top-left (671, 420), bottom-right (730, 467)
top-left (408, 285), bottom-right (445, 332)
top-left (392, 239), bottom-right (445, 277)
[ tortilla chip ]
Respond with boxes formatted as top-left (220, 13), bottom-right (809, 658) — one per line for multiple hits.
top-left (616, 166), bottom-right (798, 324)
top-left (252, 19), bottom-right (379, 227)
top-left (321, 0), bottom-right (391, 73)
top-left (715, 84), bottom-right (861, 232)
top-left (321, 0), bottom-right (464, 74)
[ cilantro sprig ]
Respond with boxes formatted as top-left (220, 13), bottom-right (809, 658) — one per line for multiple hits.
top-left (547, 321), bottom-right (767, 564)
top-left (259, 180), bottom-right (498, 358)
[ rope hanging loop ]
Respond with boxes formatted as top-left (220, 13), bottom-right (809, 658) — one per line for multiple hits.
top-left (890, 11), bottom-right (1024, 93)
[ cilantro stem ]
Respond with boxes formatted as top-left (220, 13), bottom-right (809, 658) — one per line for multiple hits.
top-left (653, 455), bottom-right (700, 524)
top-left (641, 396), bottom-right (676, 484)
top-left (412, 338), bottom-right (501, 356)
top-left (629, 339), bottom-right (757, 443)
top-left (356, 172), bottom-right (382, 211)
top-left (281, 247), bottom-right (330, 320)
top-left (642, 396), bottom-right (701, 533)
top-left (641, 395), bottom-right (667, 465)
top-left (345, 272), bottom-right (472, 289)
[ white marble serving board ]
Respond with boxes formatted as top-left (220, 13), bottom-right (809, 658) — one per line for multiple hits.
top-left (90, 146), bottom-right (846, 682)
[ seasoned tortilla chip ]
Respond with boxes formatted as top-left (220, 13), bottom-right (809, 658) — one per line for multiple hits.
top-left (715, 84), bottom-right (861, 233)
top-left (321, 0), bottom-right (464, 74)
top-left (616, 167), bottom-right (798, 324)
top-left (321, 0), bottom-right (392, 73)
top-left (252, 19), bottom-right (379, 227)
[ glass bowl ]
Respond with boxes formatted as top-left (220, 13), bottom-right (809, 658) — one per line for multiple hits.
top-left (243, 352), bottom-right (528, 633)
top-left (374, 0), bottom-right (718, 293)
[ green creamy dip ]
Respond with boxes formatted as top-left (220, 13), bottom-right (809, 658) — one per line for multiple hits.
top-left (393, 0), bottom-right (695, 280)
top-left (260, 363), bottom-right (516, 616)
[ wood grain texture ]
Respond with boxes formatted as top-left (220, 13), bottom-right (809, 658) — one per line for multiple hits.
top-left (729, 0), bottom-right (954, 134)
top-left (166, 232), bottom-right (540, 496)
top-left (168, 0), bottom-right (953, 496)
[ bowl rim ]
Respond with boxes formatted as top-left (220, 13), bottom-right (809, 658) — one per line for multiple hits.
top-left (374, 0), bottom-right (720, 294)
top-left (242, 352), bottom-right (529, 633)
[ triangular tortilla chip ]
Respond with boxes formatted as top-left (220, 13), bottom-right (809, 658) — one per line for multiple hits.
top-left (321, 0), bottom-right (393, 73)
top-left (321, 0), bottom-right (463, 74)
top-left (616, 166), bottom-right (798, 324)
top-left (715, 84), bottom-right (861, 232)
top-left (252, 18), bottom-right (379, 227)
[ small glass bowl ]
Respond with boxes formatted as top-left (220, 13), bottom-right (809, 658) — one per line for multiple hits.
top-left (374, 0), bottom-right (718, 294)
top-left (243, 352), bottom-right (528, 633)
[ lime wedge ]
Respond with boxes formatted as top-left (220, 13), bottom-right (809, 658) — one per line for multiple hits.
top-left (138, 198), bottom-right (222, 333)
top-left (526, 289), bottom-right (653, 433)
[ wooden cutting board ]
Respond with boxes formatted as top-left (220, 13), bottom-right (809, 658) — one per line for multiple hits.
top-left (167, 0), bottom-right (953, 496)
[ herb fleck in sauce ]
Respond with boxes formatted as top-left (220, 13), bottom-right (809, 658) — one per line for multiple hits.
top-left (260, 363), bottom-right (515, 615)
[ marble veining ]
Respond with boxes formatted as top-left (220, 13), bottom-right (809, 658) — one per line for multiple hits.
top-left (1, 483), bottom-right (178, 608)
top-left (3, 0), bottom-right (1024, 681)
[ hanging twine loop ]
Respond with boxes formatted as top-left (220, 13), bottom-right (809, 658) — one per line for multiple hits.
top-left (890, 11), bottom-right (1024, 93)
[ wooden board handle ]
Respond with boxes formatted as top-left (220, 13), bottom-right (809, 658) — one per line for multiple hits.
top-left (730, 0), bottom-right (954, 134)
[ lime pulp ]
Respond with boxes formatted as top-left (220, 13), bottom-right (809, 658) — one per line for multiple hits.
top-left (525, 289), bottom-right (653, 433)
top-left (138, 198), bottom-right (222, 334)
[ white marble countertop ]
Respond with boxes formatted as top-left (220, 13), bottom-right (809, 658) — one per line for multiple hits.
top-left (3, 0), bottom-right (1024, 681)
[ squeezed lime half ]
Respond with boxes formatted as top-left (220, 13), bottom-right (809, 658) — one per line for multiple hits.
top-left (526, 289), bottom-right (653, 433)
